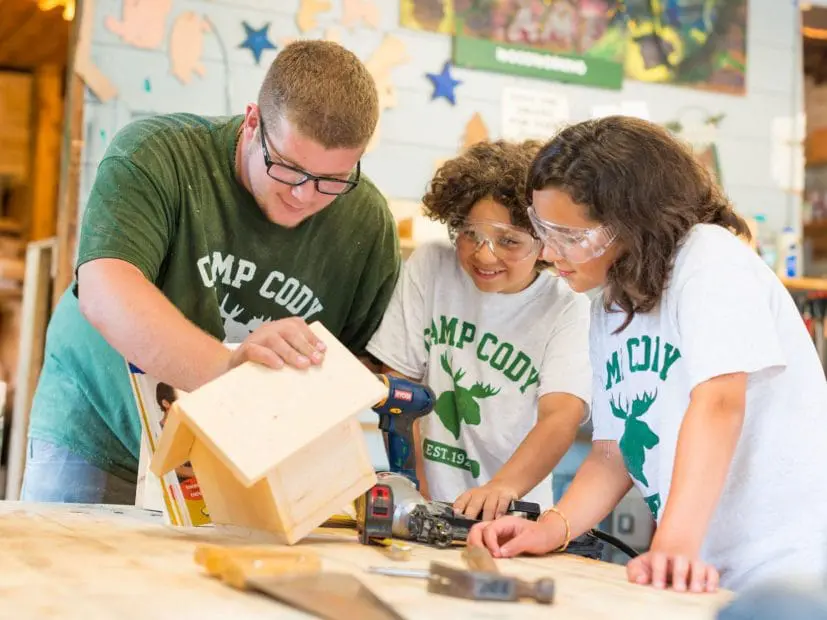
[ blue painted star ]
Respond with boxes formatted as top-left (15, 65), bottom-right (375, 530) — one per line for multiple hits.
top-left (426, 61), bottom-right (462, 106)
top-left (239, 21), bottom-right (277, 65)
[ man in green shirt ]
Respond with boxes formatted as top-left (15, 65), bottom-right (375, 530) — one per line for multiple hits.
top-left (22, 40), bottom-right (401, 504)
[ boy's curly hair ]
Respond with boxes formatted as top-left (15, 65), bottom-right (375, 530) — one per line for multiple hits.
top-left (423, 139), bottom-right (544, 233)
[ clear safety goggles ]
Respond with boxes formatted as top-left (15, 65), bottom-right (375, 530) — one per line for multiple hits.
top-left (452, 220), bottom-right (541, 263)
top-left (527, 206), bottom-right (616, 264)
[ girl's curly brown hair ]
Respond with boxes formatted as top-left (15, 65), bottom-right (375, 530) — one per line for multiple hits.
top-left (423, 139), bottom-right (543, 233)
top-left (527, 116), bottom-right (751, 333)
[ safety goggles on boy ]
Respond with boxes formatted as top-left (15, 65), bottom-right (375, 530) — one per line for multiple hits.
top-left (453, 220), bottom-right (541, 263)
top-left (527, 206), bottom-right (616, 264)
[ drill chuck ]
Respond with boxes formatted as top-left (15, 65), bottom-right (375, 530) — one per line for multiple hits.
top-left (373, 374), bottom-right (435, 422)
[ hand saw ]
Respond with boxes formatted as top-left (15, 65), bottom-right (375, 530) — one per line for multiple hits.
top-left (195, 544), bottom-right (404, 620)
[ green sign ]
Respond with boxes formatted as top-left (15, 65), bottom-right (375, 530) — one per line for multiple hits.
top-left (453, 34), bottom-right (624, 91)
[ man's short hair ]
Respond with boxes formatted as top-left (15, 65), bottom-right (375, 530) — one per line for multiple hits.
top-left (258, 40), bottom-right (379, 150)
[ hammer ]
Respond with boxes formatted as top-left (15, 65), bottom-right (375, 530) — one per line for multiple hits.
top-left (367, 547), bottom-right (555, 604)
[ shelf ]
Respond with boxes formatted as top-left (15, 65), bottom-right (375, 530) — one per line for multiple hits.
top-left (782, 277), bottom-right (827, 293)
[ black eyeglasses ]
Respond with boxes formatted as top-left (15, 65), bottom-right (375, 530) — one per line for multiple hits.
top-left (258, 117), bottom-right (360, 196)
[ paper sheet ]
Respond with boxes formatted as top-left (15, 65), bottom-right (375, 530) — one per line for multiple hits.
top-left (169, 12), bottom-right (210, 84)
top-left (501, 87), bottom-right (569, 142)
top-left (105, 0), bottom-right (173, 50)
top-left (342, 0), bottom-right (380, 29)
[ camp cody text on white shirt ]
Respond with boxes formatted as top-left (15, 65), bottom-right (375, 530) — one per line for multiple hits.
top-left (590, 223), bottom-right (827, 591)
top-left (367, 241), bottom-right (592, 509)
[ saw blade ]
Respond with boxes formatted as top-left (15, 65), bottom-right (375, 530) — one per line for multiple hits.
top-left (246, 572), bottom-right (405, 620)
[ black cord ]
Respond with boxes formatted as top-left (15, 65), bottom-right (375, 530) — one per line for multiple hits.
top-left (589, 528), bottom-right (640, 559)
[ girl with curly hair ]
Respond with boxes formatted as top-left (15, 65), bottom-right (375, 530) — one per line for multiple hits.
top-left (469, 116), bottom-right (827, 593)
top-left (366, 140), bottom-right (592, 521)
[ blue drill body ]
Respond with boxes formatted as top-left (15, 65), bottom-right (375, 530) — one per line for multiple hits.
top-left (373, 374), bottom-right (436, 490)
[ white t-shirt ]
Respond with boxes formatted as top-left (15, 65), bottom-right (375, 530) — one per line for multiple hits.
top-left (366, 241), bottom-right (592, 509)
top-left (590, 223), bottom-right (827, 591)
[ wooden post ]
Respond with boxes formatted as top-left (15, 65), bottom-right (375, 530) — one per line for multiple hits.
top-left (29, 66), bottom-right (64, 242)
top-left (52, 73), bottom-right (82, 305)
top-left (4, 239), bottom-right (55, 501)
top-left (53, 0), bottom-right (85, 305)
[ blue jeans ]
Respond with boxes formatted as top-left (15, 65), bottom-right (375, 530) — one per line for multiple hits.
top-left (718, 585), bottom-right (827, 620)
top-left (20, 438), bottom-right (136, 505)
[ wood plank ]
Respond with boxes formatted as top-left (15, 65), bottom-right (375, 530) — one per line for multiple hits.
top-left (28, 65), bottom-right (64, 241)
top-left (0, 0), bottom-right (69, 70)
top-left (782, 276), bottom-right (827, 293)
top-left (0, 502), bottom-right (733, 619)
top-left (74, 0), bottom-right (118, 101)
top-left (4, 239), bottom-right (54, 501)
top-left (0, 217), bottom-right (24, 235)
top-left (0, 1), bottom-right (37, 63)
top-left (0, 257), bottom-right (26, 283)
top-left (53, 26), bottom-right (84, 304)
top-left (0, 71), bottom-right (33, 182)
top-left (0, 4), bottom-right (46, 66)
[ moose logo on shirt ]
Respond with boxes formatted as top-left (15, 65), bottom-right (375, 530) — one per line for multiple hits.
top-left (435, 352), bottom-right (501, 439)
top-left (603, 334), bottom-right (682, 521)
top-left (610, 390), bottom-right (660, 487)
top-left (423, 351), bottom-right (501, 478)
top-left (219, 294), bottom-right (270, 342)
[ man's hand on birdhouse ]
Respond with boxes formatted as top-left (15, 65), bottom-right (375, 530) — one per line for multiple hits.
top-left (228, 318), bottom-right (327, 372)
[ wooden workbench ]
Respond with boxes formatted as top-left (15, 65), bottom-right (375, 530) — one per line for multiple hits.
top-left (0, 501), bottom-right (733, 619)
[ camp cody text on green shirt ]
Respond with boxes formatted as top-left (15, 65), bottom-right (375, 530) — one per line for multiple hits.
top-left (28, 113), bottom-right (401, 481)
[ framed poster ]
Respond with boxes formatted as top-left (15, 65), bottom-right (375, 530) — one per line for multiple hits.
top-left (450, 1), bottom-right (628, 90)
top-left (624, 0), bottom-right (748, 95)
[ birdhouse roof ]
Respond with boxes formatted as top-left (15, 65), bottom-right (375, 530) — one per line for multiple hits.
top-left (154, 321), bottom-right (387, 487)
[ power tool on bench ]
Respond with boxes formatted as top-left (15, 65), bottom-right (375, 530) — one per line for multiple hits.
top-left (357, 472), bottom-right (541, 548)
top-left (362, 374), bottom-right (543, 549)
top-left (356, 474), bottom-right (618, 559)
top-left (372, 373), bottom-right (436, 490)
top-left (360, 375), bottom-right (615, 559)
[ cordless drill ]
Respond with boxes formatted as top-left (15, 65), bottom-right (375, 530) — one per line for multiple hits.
top-left (372, 374), bottom-right (436, 490)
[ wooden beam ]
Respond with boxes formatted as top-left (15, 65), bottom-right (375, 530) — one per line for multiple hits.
top-left (53, 0), bottom-right (84, 305)
top-left (4, 238), bottom-right (55, 501)
top-left (0, 71), bottom-right (33, 182)
top-left (29, 65), bottom-right (64, 242)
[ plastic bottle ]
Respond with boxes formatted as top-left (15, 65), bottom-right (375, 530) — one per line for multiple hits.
top-left (754, 214), bottom-right (777, 271)
top-left (776, 226), bottom-right (800, 279)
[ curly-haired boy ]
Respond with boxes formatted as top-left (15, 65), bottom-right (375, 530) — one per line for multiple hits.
top-left (366, 140), bottom-right (591, 519)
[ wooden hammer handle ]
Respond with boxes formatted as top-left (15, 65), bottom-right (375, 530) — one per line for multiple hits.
top-left (462, 546), bottom-right (499, 573)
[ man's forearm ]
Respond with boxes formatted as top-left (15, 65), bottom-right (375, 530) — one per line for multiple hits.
top-left (78, 259), bottom-right (231, 392)
top-left (654, 394), bottom-right (744, 553)
top-left (492, 411), bottom-right (579, 498)
top-left (553, 440), bottom-right (633, 540)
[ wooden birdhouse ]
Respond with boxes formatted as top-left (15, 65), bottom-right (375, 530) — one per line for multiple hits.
top-left (149, 321), bottom-right (387, 544)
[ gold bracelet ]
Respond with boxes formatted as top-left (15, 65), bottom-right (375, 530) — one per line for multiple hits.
top-left (539, 506), bottom-right (571, 553)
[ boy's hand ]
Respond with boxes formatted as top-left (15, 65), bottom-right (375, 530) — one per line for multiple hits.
top-left (453, 482), bottom-right (518, 522)
top-left (627, 546), bottom-right (720, 593)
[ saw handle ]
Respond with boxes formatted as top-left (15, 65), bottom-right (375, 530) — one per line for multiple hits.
top-left (194, 544), bottom-right (322, 590)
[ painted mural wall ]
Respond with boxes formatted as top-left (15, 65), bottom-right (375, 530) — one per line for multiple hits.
top-left (76, 0), bottom-right (804, 241)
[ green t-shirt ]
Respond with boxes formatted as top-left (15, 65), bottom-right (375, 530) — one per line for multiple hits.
top-left (28, 113), bottom-right (401, 481)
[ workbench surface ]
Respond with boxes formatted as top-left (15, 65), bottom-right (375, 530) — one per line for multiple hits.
top-left (0, 501), bottom-right (733, 619)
